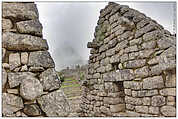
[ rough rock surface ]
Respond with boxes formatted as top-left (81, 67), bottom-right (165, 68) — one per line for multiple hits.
top-left (2, 2), bottom-right (70, 117)
top-left (39, 68), bottom-right (61, 91)
top-left (80, 2), bottom-right (176, 117)
top-left (2, 93), bottom-right (24, 116)
top-left (37, 90), bottom-right (70, 117)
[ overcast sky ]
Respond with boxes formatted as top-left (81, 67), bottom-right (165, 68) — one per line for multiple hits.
top-left (35, 1), bottom-right (176, 71)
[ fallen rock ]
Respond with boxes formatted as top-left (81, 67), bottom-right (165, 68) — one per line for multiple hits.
top-left (2, 93), bottom-right (24, 116)
top-left (37, 90), bottom-right (70, 117)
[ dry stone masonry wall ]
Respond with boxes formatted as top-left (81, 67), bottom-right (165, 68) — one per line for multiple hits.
top-left (80, 2), bottom-right (176, 117)
top-left (2, 2), bottom-right (70, 117)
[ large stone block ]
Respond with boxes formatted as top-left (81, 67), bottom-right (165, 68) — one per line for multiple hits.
top-left (39, 68), bottom-right (61, 91)
top-left (16, 19), bottom-right (42, 36)
top-left (9, 53), bottom-right (21, 70)
top-left (115, 69), bottom-right (134, 81)
top-left (125, 59), bottom-right (146, 68)
top-left (28, 51), bottom-right (55, 68)
top-left (151, 96), bottom-right (166, 106)
top-left (148, 106), bottom-right (159, 115)
top-left (2, 2), bottom-right (39, 20)
top-left (135, 106), bottom-right (148, 113)
top-left (2, 32), bottom-right (48, 51)
top-left (20, 74), bottom-right (43, 100)
top-left (160, 88), bottom-right (176, 96)
top-left (143, 76), bottom-right (164, 89)
top-left (134, 66), bottom-right (149, 78)
top-left (125, 96), bottom-right (142, 105)
top-left (2, 93), bottom-right (24, 116)
top-left (8, 72), bottom-right (37, 88)
top-left (23, 104), bottom-right (42, 116)
top-left (110, 104), bottom-right (125, 113)
top-left (160, 106), bottom-right (176, 117)
top-left (124, 81), bottom-right (142, 90)
top-left (2, 18), bottom-right (13, 30)
top-left (37, 90), bottom-right (70, 117)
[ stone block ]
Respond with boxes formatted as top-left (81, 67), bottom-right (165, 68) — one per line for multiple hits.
top-left (2, 68), bottom-right (7, 90)
top-left (3, 32), bottom-right (48, 51)
top-left (142, 97), bottom-right (151, 105)
top-left (143, 76), bottom-right (164, 89)
top-left (151, 96), bottom-right (166, 106)
top-left (21, 52), bottom-right (29, 65)
top-left (135, 106), bottom-right (148, 113)
top-left (160, 88), bottom-right (176, 96)
top-left (9, 53), bottom-right (21, 70)
top-left (124, 81), bottom-right (142, 90)
top-left (125, 96), bottom-right (142, 105)
top-left (149, 106), bottom-right (159, 115)
top-left (2, 18), bottom-right (13, 30)
top-left (134, 66), bottom-right (149, 78)
top-left (126, 104), bottom-right (135, 110)
top-left (110, 104), bottom-right (125, 113)
top-left (160, 106), bottom-right (176, 117)
top-left (141, 40), bottom-right (156, 49)
top-left (125, 59), bottom-right (146, 68)
top-left (16, 19), bottom-right (42, 36)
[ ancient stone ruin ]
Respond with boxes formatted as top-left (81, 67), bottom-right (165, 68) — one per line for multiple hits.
top-left (2, 2), bottom-right (70, 117)
top-left (80, 2), bottom-right (176, 117)
top-left (2, 2), bottom-right (176, 117)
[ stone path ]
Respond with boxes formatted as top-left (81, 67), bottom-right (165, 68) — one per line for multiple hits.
top-left (60, 77), bottom-right (82, 117)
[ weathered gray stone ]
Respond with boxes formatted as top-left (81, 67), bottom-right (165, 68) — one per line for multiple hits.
top-left (124, 89), bottom-right (132, 96)
top-left (2, 68), bottom-right (7, 90)
top-left (126, 104), bottom-right (135, 110)
top-left (142, 97), bottom-right (151, 105)
top-left (141, 40), bottom-right (156, 49)
top-left (120, 53), bottom-right (129, 62)
top-left (136, 19), bottom-right (150, 29)
top-left (157, 36), bottom-right (175, 49)
top-left (124, 81), bottom-right (142, 90)
top-left (7, 89), bottom-right (18, 94)
top-left (2, 63), bottom-right (10, 69)
top-left (37, 90), bottom-right (70, 117)
top-left (110, 104), bottom-right (125, 113)
top-left (23, 104), bottom-right (42, 116)
top-left (135, 23), bottom-right (157, 38)
top-left (116, 69), bottom-right (134, 81)
top-left (21, 52), bottom-right (28, 65)
top-left (134, 66), bottom-right (149, 78)
top-left (125, 96), bottom-right (142, 105)
top-left (160, 88), bottom-right (176, 96)
top-left (115, 40), bottom-right (128, 52)
top-left (126, 110), bottom-right (141, 117)
top-left (124, 45), bottom-right (139, 53)
top-left (39, 68), bottom-right (61, 91)
top-left (149, 106), bottom-right (159, 115)
top-left (2, 48), bottom-right (6, 62)
top-left (148, 56), bottom-right (159, 65)
top-left (104, 97), bottom-right (124, 105)
top-left (167, 96), bottom-right (176, 106)
top-left (2, 2), bottom-right (39, 20)
top-left (160, 106), bottom-right (176, 117)
top-left (143, 30), bottom-right (163, 42)
top-left (129, 38), bottom-right (142, 45)
top-left (128, 52), bottom-right (139, 60)
top-left (110, 54), bottom-right (120, 63)
top-left (125, 59), bottom-right (146, 68)
top-left (138, 49), bottom-right (155, 58)
top-left (2, 93), bottom-right (24, 115)
top-left (29, 66), bottom-right (45, 72)
top-left (135, 106), bottom-right (148, 113)
top-left (9, 53), bottom-right (21, 70)
top-left (143, 76), bottom-right (164, 89)
top-left (151, 96), bottom-right (166, 106)
top-left (3, 32), bottom-right (48, 51)
top-left (28, 51), bottom-right (55, 68)
top-left (8, 72), bottom-right (36, 88)
top-left (149, 65), bottom-right (162, 76)
top-left (20, 65), bottom-right (28, 72)
top-left (2, 18), bottom-right (13, 30)
top-left (165, 71), bottom-right (176, 87)
top-left (20, 75), bottom-right (43, 100)
top-left (16, 19), bottom-right (42, 36)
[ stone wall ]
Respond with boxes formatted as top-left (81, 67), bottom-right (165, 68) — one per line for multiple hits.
top-left (2, 2), bottom-right (70, 117)
top-left (80, 2), bottom-right (176, 117)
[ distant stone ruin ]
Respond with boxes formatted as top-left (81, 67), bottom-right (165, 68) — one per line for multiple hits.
top-left (2, 2), bottom-right (70, 117)
top-left (80, 2), bottom-right (176, 117)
